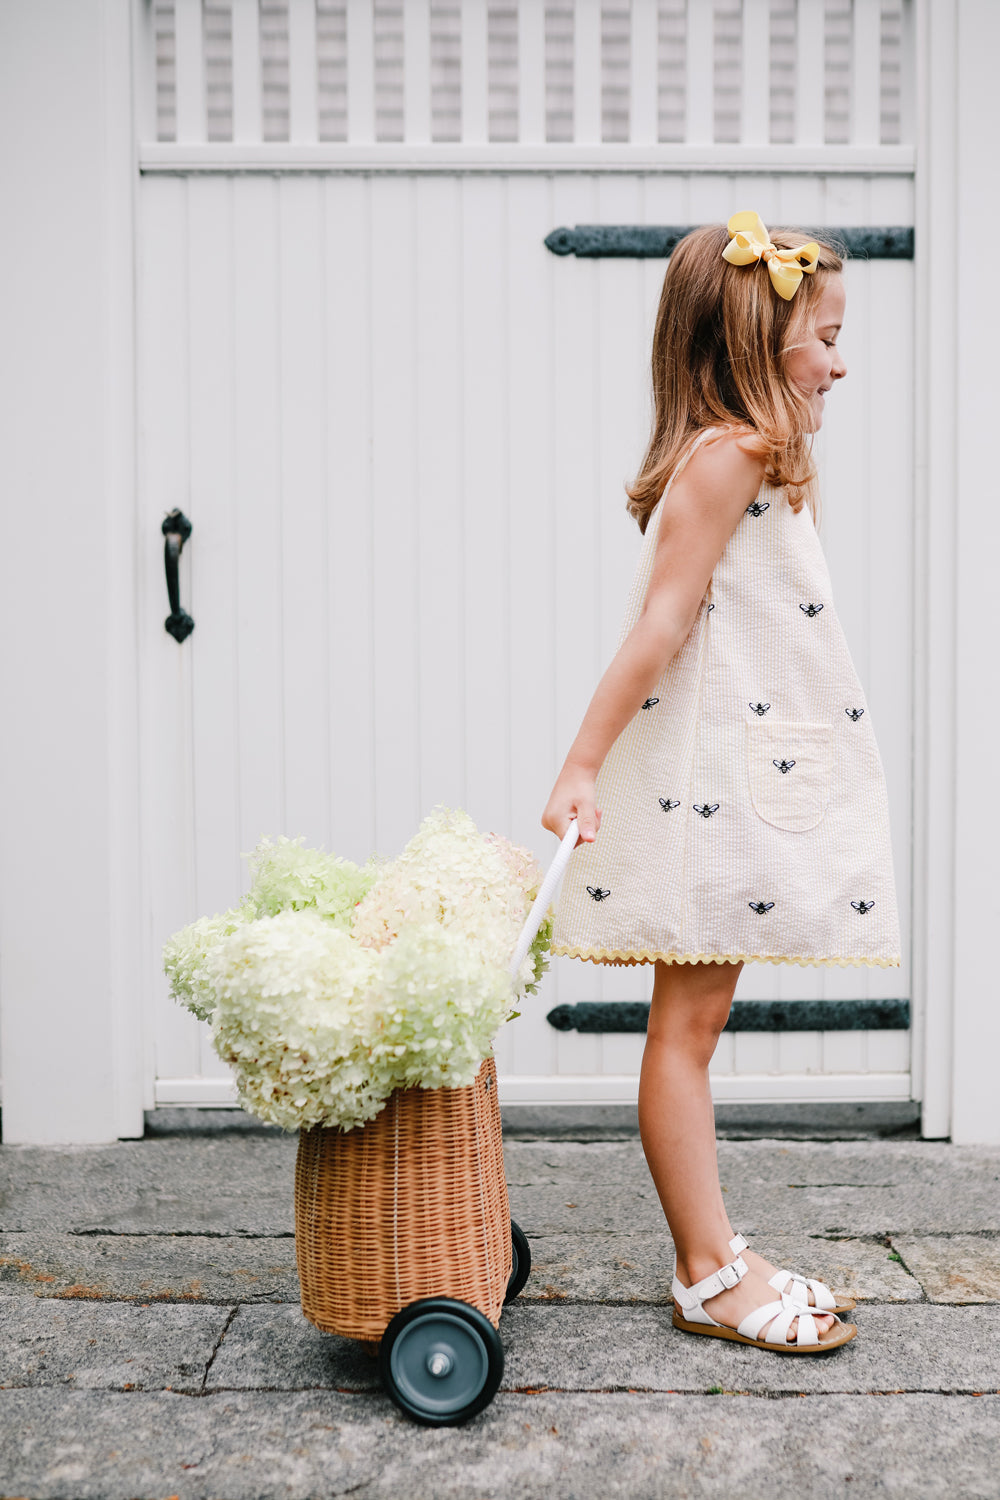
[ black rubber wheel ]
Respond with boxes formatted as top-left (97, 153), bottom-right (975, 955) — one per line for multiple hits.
top-left (379, 1297), bottom-right (505, 1426)
top-left (504, 1219), bottom-right (532, 1303)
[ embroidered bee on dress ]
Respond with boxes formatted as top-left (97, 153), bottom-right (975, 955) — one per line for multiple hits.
top-left (851, 899), bottom-right (875, 914)
top-left (693, 803), bottom-right (720, 818)
top-left (641, 697), bottom-right (660, 710)
top-left (773, 759), bottom-right (796, 774)
top-left (749, 702), bottom-right (770, 716)
top-left (745, 501), bottom-right (770, 517)
top-left (846, 708), bottom-right (865, 721)
top-left (748, 901), bottom-right (775, 914)
top-left (658, 798), bottom-right (680, 811)
top-left (799, 603), bottom-right (824, 617)
top-left (587, 886), bottom-right (611, 902)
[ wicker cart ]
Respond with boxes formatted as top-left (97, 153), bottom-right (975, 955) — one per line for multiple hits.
top-left (292, 821), bottom-right (579, 1426)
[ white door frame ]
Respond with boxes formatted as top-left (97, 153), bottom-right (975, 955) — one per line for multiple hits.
top-left (910, 0), bottom-right (1000, 1143)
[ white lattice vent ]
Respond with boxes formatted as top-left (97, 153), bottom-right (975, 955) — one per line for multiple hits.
top-left (152, 0), bottom-right (910, 149)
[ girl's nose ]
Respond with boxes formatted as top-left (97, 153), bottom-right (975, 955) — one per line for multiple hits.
top-left (831, 348), bottom-right (847, 380)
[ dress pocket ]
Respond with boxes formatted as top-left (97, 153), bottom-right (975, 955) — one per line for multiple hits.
top-left (746, 719), bottom-right (832, 832)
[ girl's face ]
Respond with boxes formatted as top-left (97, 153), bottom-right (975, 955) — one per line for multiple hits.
top-left (783, 275), bottom-right (847, 431)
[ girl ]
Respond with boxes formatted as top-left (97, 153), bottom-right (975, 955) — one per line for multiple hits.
top-left (542, 212), bottom-right (901, 1354)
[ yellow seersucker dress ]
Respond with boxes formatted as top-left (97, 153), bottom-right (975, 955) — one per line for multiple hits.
top-left (550, 428), bottom-right (902, 969)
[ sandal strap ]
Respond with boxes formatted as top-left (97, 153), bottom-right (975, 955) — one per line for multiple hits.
top-left (728, 1233), bottom-right (750, 1255)
top-left (769, 1269), bottom-right (838, 1311)
top-left (672, 1255), bottom-right (748, 1312)
top-left (738, 1295), bottom-right (820, 1347)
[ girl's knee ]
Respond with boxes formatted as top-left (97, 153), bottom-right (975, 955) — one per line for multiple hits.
top-left (646, 1008), bottom-right (728, 1067)
top-left (645, 961), bottom-right (740, 1060)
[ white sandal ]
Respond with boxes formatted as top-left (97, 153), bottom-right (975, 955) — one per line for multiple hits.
top-left (672, 1253), bottom-right (856, 1354)
top-left (729, 1233), bottom-right (857, 1314)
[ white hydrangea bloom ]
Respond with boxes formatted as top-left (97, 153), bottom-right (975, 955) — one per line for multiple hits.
top-left (162, 806), bottom-right (555, 1130)
top-left (368, 924), bottom-right (515, 1093)
top-left (352, 806), bottom-right (544, 996)
top-left (208, 910), bottom-right (384, 1132)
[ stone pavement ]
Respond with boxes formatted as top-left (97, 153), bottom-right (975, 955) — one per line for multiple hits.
top-left (0, 1113), bottom-right (998, 1500)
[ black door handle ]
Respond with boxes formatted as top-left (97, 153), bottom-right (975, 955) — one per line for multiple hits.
top-left (163, 509), bottom-right (195, 642)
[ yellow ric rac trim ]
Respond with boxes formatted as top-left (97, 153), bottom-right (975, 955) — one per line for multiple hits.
top-left (550, 943), bottom-right (901, 970)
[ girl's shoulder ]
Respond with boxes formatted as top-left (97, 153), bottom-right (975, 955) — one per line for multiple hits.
top-left (652, 425), bottom-right (767, 550)
top-left (676, 424), bottom-right (767, 495)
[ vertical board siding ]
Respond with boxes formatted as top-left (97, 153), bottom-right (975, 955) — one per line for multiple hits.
top-left (323, 175), bottom-right (377, 859)
top-left (462, 176), bottom-right (511, 835)
top-left (186, 178), bottom-right (242, 1078)
top-left (288, 0), bottom-right (320, 141)
top-left (460, 0), bottom-right (489, 144)
top-left (503, 173), bottom-right (559, 1079)
top-left (232, 0), bottom-right (263, 142)
top-left (369, 176), bottom-right (421, 850)
top-left (138, 178), bottom-right (202, 1084)
top-left (140, 169), bottom-right (914, 1091)
top-left (415, 176), bottom-right (465, 820)
top-left (231, 179), bottom-right (285, 864)
top-left (173, 0), bottom-right (206, 142)
top-left (278, 178), bottom-right (331, 844)
top-left (346, 0), bottom-right (376, 141)
top-left (794, 0), bottom-right (825, 148)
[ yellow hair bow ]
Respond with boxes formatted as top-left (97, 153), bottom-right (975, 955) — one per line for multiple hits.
top-left (722, 211), bottom-right (820, 301)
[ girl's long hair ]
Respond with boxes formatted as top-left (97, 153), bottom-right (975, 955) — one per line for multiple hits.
top-left (626, 223), bottom-right (844, 534)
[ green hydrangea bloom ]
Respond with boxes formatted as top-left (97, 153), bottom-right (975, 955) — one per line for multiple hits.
top-left (161, 898), bottom-right (254, 1023)
top-left (245, 834), bottom-right (381, 928)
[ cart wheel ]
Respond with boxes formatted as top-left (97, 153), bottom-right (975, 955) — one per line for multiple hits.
top-left (379, 1298), bottom-right (504, 1426)
top-left (504, 1219), bottom-right (532, 1303)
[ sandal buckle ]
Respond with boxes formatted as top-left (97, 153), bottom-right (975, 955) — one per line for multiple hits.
top-left (718, 1260), bottom-right (741, 1290)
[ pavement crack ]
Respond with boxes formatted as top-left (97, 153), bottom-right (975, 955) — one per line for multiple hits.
top-left (199, 1304), bottom-right (239, 1394)
top-left (499, 1387), bottom-right (1000, 1399)
top-left (65, 1229), bottom-right (296, 1239)
top-left (884, 1237), bottom-right (919, 1281)
top-left (787, 1183), bottom-right (899, 1189)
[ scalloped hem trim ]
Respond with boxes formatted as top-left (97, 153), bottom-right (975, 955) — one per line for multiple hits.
top-left (550, 943), bottom-right (901, 970)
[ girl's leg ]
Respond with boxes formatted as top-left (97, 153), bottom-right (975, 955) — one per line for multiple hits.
top-left (638, 958), bottom-right (835, 1338)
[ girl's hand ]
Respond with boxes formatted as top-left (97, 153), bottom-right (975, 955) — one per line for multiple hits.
top-left (542, 769), bottom-right (602, 847)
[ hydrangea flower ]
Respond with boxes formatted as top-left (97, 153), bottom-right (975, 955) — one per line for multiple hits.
top-left (161, 899), bottom-right (254, 1023)
top-left (245, 834), bottom-right (381, 928)
top-left (351, 807), bottom-right (547, 997)
top-left (208, 910), bottom-right (385, 1132)
top-left (368, 923), bottom-right (515, 1092)
top-left (162, 807), bottom-right (556, 1131)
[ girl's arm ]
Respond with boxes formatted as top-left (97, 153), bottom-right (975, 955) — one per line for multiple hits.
top-left (542, 432), bottom-right (765, 845)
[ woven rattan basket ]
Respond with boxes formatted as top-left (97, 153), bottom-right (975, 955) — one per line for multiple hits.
top-left (294, 1055), bottom-right (511, 1345)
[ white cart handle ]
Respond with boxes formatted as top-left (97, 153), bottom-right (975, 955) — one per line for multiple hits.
top-left (508, 819), bottom-right (580, 981)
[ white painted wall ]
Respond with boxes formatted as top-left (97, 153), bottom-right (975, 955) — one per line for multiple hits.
top-left (0, 0), bottom-right (147, 1143)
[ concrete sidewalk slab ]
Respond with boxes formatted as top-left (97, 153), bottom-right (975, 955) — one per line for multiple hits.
top-left (7, 1298), bottom-right (996, 1403)
top-left (0, 1389), bottom-right (997, 1500)
top-left (203, 1301), bottom-right (1000, 1398)
top-left (3, 1137), bottom-right (998, 1235)
top-left (0, 1136), bottom-right (297, 1234)
top-left (0, 1229), bottom-right (921, 1308)
top-left (521, 1231), bottom-right (922, 1303)
top-left (0, 1296), bottom-right (228, 1392)
top-left (890, 1235), bottom-right (1000, 1303)
top-left (0, 1231), bottom-right (300, 1304)
top-left (2, 1132), bottom-right (999, 1498)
